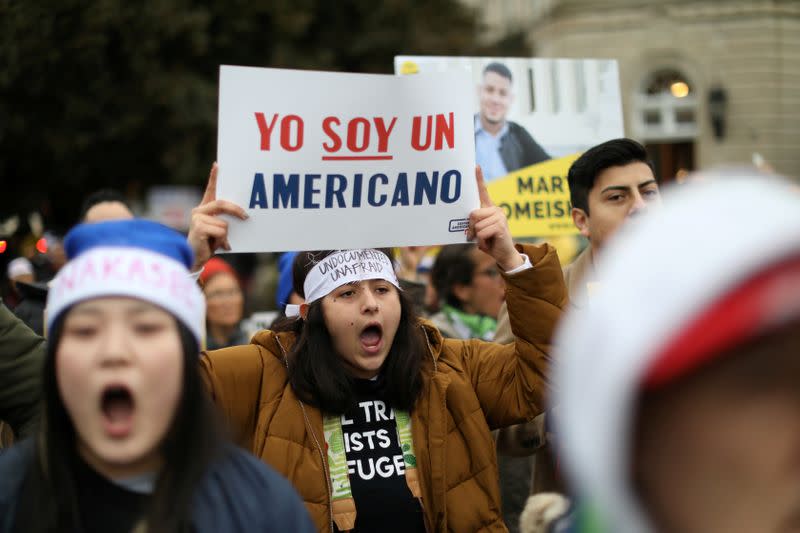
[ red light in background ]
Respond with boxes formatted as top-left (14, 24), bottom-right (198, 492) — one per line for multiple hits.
top-left (36, 238), bottom-right (47, 254)
top-left (0, 241), bottom-right (6, 253)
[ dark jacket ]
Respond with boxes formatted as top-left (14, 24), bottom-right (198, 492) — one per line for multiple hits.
top-left (499, 121), bottom-right (551, 172)
top-left (0, 439), bottom-right (315, 533)
top-left (0, 302), bottom-right (44, 440)
top-left (206, 325), bottom-right (251, 351)
top-left (11, 282), bottom-right (48, 336)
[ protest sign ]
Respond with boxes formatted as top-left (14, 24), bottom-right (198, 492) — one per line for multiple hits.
top-left (395, 56), bottom-right (624, 238)
top-left (217, 65), bottom-right (478, 252)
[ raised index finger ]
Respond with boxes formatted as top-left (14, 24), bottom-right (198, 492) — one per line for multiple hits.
top-left (200, 162), bottom-right (218, 205)
top-left (476, 165), bottom-right (494, 208)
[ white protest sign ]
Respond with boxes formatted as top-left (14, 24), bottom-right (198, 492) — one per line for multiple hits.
top-left (217, 65), bottom-right (478, 253)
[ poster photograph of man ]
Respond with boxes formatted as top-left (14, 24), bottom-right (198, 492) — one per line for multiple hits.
top-left (396, 55), bottom-right (624, 181)
top-left (395, 56), bottom-right (624, 238)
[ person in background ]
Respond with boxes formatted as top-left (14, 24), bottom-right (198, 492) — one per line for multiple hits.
top-left (10, 190), bottom-right (135, 334)
top-left (0, 302), bottom-right (45, 448)
top-left (393, 246), bottom-right (434, 315)
top-left (553, 173), bottom-right (800, 533)
top-left (268, 251), bottom-right (303, 329)
top-left (493, 139), bottom-right (662, 531)
top-left (561, 138), bottom-right (660, 300)
top-left (34, 233), bottom-right (67, 283)
top-left (428, 243), bottom-right (506, 340)
top-left (5, 257), bottom-right (35, 309)
top-left (199, 169), bottom-right (567, 532)
top-left (496, 137), bottom-right (661, 337)
top-left (8, 255), bottom-right (47, 336)
top-left (11, 281), bottom-right (47, 337)
top-left (79, 189), bottom-right (135, 223)
top-left (277, 251), bottom-right (302, 311)
top-left (200, 257), bottom-right (249, 350)
top-left (475, 62), bottom-right (550, 182)
top-left (0, 219), bottom-right (314, 532)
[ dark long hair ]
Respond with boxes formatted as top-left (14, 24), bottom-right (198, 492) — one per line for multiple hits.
top-left (19, 313), bottom-right (224, 532)
top-left (274, 250), bottom-right (427, 415)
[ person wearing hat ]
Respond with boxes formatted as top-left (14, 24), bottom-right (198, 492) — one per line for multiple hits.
top-left (0, 164), bottom-right (246, 455)
top-left (200, 257), bottom-right (249, 350)
top-left (6, 257), bottom-right (35, 292)
top-left (200, 169), bottom-right (568, 532)
top-left (4, 257), bottom-right (35, 309)
top-left (0, 219), bottom-right (314, 533)
top-left (551, 173), bottom-right (800, 533)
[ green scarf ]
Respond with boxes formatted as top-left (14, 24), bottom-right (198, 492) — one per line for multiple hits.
top-left (442, 304), bottom-right (497, 341)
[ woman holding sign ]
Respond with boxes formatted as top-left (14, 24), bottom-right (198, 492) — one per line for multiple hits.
top-left (200, 168), bottom-right (567, 532)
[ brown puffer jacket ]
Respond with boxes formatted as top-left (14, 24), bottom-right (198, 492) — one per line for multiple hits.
top-left (199, 244), bottom-right (566, 532)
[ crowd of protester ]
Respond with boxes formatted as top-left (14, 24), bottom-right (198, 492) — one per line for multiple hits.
top-left (0, 138), bottom-right (798, 533)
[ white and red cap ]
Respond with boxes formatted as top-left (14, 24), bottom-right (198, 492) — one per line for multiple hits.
top-left (46, 219), bottom-right (205, 345)
top-left (553, 172), bottom-right (800, 533)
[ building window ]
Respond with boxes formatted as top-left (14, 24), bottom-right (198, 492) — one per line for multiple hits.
top-left (633, 69), bottom-right (698, 141)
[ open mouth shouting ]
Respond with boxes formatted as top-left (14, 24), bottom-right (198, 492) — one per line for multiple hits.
top-left (360, 322), bottom-right (384, 356)
top-left (100, 384), bottom-right (135, 439)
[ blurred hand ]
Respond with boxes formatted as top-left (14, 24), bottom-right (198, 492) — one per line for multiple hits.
top-left (397, 246), bottom-right (430, 281)
top-left (187, 163), bottom-right (248, 272)
top-left (466, 166), bottom-right (522, 272)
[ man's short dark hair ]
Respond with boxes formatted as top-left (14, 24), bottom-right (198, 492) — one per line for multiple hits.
top-left (431, 244), bottom-right (476, 309)
top-left (483, 62), bottom-right (513, 83)
top-left (567, 138), bottom-right (656, 213)
top-left (79, 189), bottom-right (132, 222)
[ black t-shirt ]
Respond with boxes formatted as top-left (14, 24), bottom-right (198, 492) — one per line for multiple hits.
top-left (334, 377), bottom-right (426, 533)
top-left (13, 453), bottom-right (148, 533)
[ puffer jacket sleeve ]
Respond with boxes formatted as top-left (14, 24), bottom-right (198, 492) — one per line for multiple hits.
top-left (0, 302), bottom-right (45, 439)
top-left (199, 345), bottom-right (267, 450)
top-left (458, 243), bottom-right (566, 430)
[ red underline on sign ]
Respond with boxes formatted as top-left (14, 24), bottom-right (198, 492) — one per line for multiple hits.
top-left (321, 155), bottom-right (394, 161)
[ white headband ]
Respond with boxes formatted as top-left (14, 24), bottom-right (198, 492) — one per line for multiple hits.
top-left (285, 249), bottom-right (400, 318)
top-left (46, 246), bottom-right (206, 344)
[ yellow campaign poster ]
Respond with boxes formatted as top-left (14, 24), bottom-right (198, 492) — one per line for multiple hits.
top-left (487, 154), bottom-right (581, 238)
top-left (395, 55), bottom-right (624, 239)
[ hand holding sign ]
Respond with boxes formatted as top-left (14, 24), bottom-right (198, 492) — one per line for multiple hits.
top-left (187, 163), bottom-right (249, 272)
top-left (468, 166), bottom-right (524, 272)
top-left (217, 66), bottom-right (477, 252)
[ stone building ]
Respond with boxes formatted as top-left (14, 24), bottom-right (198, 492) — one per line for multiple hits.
top-left (465, 0), bottom-right (800, 181)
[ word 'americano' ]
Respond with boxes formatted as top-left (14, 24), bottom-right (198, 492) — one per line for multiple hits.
top-left (248, 170), bottom-right (462, 209)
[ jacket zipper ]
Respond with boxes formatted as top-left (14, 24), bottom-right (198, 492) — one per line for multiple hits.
top-left (278, 329), bottom-right (439, 532)
top-left (418, 497), bottom-right (432, 533)
top-left (276, 336), bottom-right (336, 532)
top-left (419, 325), bottom-right (437, 532)
top-left (300, 399), bottom-right (336, 532)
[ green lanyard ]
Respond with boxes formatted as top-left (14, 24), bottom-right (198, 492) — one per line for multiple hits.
top-left (323, 409), bottom-right (421, 531)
